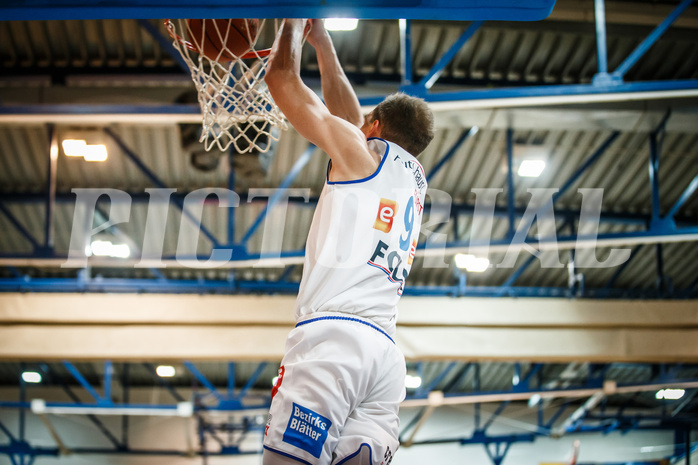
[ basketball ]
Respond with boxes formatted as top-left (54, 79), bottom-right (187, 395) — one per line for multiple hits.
top-left (186, 18), bottom-right (259, 61)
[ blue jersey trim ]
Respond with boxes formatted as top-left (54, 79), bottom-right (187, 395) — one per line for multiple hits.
top-left (335, 443), bottom-right (375, 465)
top-left (326, 137), bottom-right (390, 185)
top-left (296, 315), bottom-right (395, 344)
top-left (263, 445), bottom-right (314, 465)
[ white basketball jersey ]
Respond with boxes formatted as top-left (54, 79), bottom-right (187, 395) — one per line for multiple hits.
top-left (295, 138), bottom-right (427, 336)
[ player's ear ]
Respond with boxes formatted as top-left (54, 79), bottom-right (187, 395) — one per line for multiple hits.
top-left (368, 119), bottom-right (381, 137)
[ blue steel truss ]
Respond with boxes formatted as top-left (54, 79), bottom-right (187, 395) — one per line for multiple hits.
top-left (1, 361), bottom-right (696, 465)
top-left (0, 0), bottom-right (558, 21)
top-left (1, 98), bottom-right (698, 297)
top-left (0, 0), bottom-right (696, 113)
top-left (392, 0), bottom-right (698, 104)
top-left (0, 3), bottom-right (696, 464)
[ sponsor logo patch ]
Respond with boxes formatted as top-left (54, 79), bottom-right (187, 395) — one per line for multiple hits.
top-left (282, 403), bottom-right (331, 459)
top-left (373, 199), bottom-right (398, 233)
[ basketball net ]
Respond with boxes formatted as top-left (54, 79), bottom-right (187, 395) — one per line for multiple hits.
top-left (165, 18), bottom-right (287, 153)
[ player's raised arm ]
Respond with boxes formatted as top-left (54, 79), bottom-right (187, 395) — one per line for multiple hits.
top-left (265, 19), bottom-right (379, 182)
top-left (305, 19), bottom-right (363, 128)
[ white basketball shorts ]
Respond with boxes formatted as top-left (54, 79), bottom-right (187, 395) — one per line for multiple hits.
top-left (263, 312), bottom-right (406, 465)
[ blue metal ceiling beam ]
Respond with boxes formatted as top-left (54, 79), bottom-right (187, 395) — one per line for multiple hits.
top-left (0, 441), bottom-right (58, 464)
top-left (578, 413), bottom-right (698, 426)
top-left (544, 400), bottom-right (572, 430)
top-left (104, 127), bottom-right (222, 248)
top-left (2, 363), bottom-right (696, 460)
top-left (62, 361), bottom-right (104, 404)
top-left (183, 361), bottom-right (224, 403)
top-left (594, 0), bottom-right (608, 76)
top-left (500, 218), bottom-right (570, 295)
top-left (649, 131), bottom-right (662, 225)
top-left (43, 124), bottom-right (58, 254)
top-left (277, 265), bottom-right (296, 282)
top-left (137, 19), bottom-right (189, 74)
top-left (398, 406), bottom-right (427, 443)
top-left (478, 364), bottom-right (545, 433)
top-left (0, 399), bottom-right (265, 414)
top-left (667, 174), bottom-right (698, 221)
top-left (0, 420), bottom-right (16, 441)
top-left (142, 363), bottom-right (186, 403)
top-left (93, 205), bottom-right (165, 281)
top-left (227, 362), bottom-right (236, 399)
top-left (240, 144), bottom-right (316, 246)
top-left (416, 362), bottom-right (457, 397)
top-left (121, 365), bottom-right (129, 450)
top-left (407, 432), bottom-right (536, 446)
top-left (0, 1), bottom-right (558, 22)
top-left (399, 19), bottom-right (412, 87)
top-left (70, 446), bottom-right (262, 456)
top-left (481, 401), bottom-right (510, 432)
top-left (0, 276), bottom-right (691, 299)
top-left (103, 361), bottom-right (113, 403)
top-left (483, 439), bottom-right (515, 465)
top-left (362, 79), bottom-right (698, 105)
top-left (0, 104), bottom-right (201, 119)
top-left (604, 245), bottom-right (644, 289)
top-left (411, 21), bottom-right (484, 91)
top-left (554, 132), bottom-right (620, 205)
top-left (3, 192), bottom-right (678, 226)
top-left (506, 128), bottom-right (515, 238)
top-left (43, 364), bottom-right (123, 449)
top-left (404, 378), bottom-right (698, 408)
top-left (237, 362), bottom-right (267, 401)
top-left (656, 243), bottom-right (670, 297)
top-left (3, 80), bottom-right (698, 124)
top-left (673, 442), bottom-right (698, 465)
top-left (474, 363), bottom-right (482, 430)
top-left (0, 203), bottom-right (40, 251)
top-left (14, 366), bottom-right (23, 446)
top-left (429, 225), bottom-right (698, 257)
top-left (6, 267), bottom-right (20, 279)
top-left (444, 363), bottom-right (473, 393)
top-left (612, 0), bottom-right (695, 80)
top-left (426, 128), bottom-right (476, 182)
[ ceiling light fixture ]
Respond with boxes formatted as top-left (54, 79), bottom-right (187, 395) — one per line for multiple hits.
top-left (518, 159), bottom-right (546, 178)
top-left (655, 388), bottom-right (685, 400)
top-left (89, 240), bottom-right (130, 259)
top-left (22, 372), bottom-right (42, 383)
top-left (405, 374), bottom-right (422, 389)
top-left (454, 254), bottom-right (490, 272)
top-left (323, 18), bottom-right (359, 31)
top-left (156, 365), bottom-right (176, 378)
top-left (82, 144), bottom-right (108, 162)
top-left (61, 138), bottom-right (108, 162)
top-left (62, 139), bottom-right (88, 156)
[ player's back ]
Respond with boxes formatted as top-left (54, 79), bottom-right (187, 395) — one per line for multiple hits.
top-left (295, 138), bottom-right (427, 336)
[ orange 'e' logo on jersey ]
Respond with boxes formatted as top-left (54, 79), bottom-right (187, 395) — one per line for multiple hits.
top-left (374, 199), bottom-right (398, 233)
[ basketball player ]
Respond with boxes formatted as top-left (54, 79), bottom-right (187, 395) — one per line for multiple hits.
top-left (262, 18), bottom-right (434, 465)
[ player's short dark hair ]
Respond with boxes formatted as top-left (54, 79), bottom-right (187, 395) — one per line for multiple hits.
top-left (370, 93), bottom-right (434, 157)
